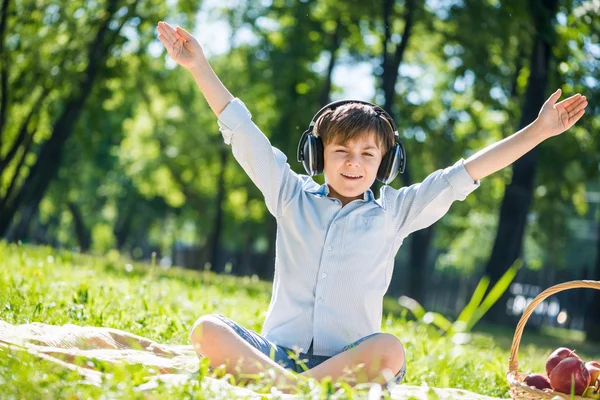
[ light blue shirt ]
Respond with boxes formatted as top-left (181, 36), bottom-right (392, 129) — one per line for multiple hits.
top-left (217, 98), bottom-right (480, 356)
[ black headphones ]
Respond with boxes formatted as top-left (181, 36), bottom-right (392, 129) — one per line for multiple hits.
top-left (296, 100), bottom-right (406, 185)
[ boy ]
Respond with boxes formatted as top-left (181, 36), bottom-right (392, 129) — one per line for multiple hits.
top-left (156, 21), bottom-right (588, 392)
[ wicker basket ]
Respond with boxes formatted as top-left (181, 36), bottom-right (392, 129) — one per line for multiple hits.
top-left (507, 280), bottom-right (600, 399)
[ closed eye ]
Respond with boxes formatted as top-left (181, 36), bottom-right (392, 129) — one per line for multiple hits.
top-left (363, 153), bottom-right (374, 157)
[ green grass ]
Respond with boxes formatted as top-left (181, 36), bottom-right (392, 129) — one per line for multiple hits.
top-left (0, 241), bottom-right (598, 399)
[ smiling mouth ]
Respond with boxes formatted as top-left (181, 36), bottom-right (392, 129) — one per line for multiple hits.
top-left (341, 173), bottom-right (363, 180)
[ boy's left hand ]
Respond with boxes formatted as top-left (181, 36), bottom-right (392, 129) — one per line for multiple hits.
top-left (537, 88), bottom-right (588, 138)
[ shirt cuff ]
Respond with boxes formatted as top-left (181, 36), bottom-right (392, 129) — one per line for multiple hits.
top-left (445, 158), bottom-right (480, 197)
top-left (217, 98), bottom-right (252, 145)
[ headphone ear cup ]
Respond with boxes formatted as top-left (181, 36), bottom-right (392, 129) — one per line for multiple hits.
top-left (302, 135), bottom-right (324, 176)
top-left (377, 142), bottom-right (405, 184)
top-left (314, 136), bottom-right (324, 174)
top-left (377, 145), bottom-right (395, 183)
top-left (297, 131), bottom-right (308, 163)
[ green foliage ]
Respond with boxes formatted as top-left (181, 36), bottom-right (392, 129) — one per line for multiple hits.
top-left (399, 259), bottom-right (521, 337)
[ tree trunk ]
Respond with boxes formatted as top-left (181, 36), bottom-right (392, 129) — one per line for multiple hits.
top-left (240, 231), bottom-right (253, 277)
top-left (483, 0), bottom-right (558, 324)
top-left (381, 0), bottom-right (416, 122)
top-left (408, 222), bottom-right (434, 298)
top-left (36, 212), bottom-right (61, 248)
top-left (0, 89), bottom-right (48, 176)
top-left (114, 200), bottom-right (136, 250)
top-left (207, 146), bottom-right (228, 272)
top-left (0, 0), bottom-right (10, 143)
top-left (0, 124), bottom-right (35, 211)
top-left (67, 201), bottom-right (91, 252)
top-left (318, 18), bottom-right (342, 107)
top-left (5, 201), bottom-right (36, 242)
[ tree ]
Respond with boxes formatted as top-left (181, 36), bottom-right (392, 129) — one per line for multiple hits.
top-left (483, 0), bottom-right (559, 323)
top-left (0, 0), bottom-right (200, 239)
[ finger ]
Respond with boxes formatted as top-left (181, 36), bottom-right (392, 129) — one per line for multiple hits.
top-left (175, 26), bottom-right (194, 41)
top-left (568, 109), bottom-right (585, 126)
top-left (159, 21), bottom-right (179, 43)
top-left (159, 20), bottom-right (176, 33)
top-left (568, 95), bottom-right (587, 108)
top-left (163, 26), bottom-right (179, 45)
top-left (157, 24), bottom-right (174, 44)
top-left (547, 88), bottom-right (562, 104)
top-left (568, 99), bottom-right (588, 118)
top-left (556, 97), bottom-right (586, 112)
top-left (157, 34), bottom-right (172, 51)
top-left (565, 96), bottom-right (587, 114)
top-left (557, 93), bottom-right (582, 108)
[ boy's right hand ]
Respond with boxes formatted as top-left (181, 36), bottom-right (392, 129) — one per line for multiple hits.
top-left (157, 21), bottom-right (205, 70)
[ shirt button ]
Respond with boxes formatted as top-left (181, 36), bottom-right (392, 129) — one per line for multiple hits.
top-left (332, 222), bottom-right (336, 227)
top-left (322, 273), bottom-right (327, 278)
top-left (318, 298), bottom-right (323, 302)
top-left (327, 246), bottom-right (332, 251)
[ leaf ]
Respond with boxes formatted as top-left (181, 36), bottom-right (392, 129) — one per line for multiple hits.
top-left (398, 295), bottom-right (426, 320)
top-left (455, 276), bottom-right (490, 325)
top-left (465, 259), bottom-right (521, 331)
top-left (423, 311), bottom-right (453, 332)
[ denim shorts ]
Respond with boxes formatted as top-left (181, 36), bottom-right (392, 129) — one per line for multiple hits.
top-left (209, 314), bottom-right (406, 388)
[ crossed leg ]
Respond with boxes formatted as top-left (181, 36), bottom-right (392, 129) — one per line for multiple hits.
top-left (299, 333), bottom-right (405, 387)
top-left (190, 315), bottom-right (301, 391)
top-left (190, 315), bottom-right (405, 393)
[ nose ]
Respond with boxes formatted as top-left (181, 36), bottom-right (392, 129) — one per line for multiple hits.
top-left (346, 152), bottom-right (361, 166)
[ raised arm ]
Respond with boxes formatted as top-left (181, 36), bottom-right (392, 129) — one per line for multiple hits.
top-left (157, 21), bottom-right (233, 115)
top-left (464, 89), bottom-right (588, 181)
top-left (156, 21), bottom-right (303, 218)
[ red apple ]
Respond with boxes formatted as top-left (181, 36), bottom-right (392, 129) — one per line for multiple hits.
top-left (546, 347), bottom-right (581, 376)
top-left (523, 373), bottom-right (552, 390)
top-left (549, 356), bottom-right (591, 395)
top-left (587, 361), bottom-right (600, 386)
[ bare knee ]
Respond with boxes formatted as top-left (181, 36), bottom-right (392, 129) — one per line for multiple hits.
top-left (190, 314), bottom-right (229, 356)
top-left (374, 333), bottom-right (405, 374)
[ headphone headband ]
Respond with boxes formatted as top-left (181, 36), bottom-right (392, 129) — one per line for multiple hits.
top-left (307, 100), bottom-right (399, 134)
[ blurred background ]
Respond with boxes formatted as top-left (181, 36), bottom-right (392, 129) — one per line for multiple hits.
top-left (1, 0), bottom-right (600, 338)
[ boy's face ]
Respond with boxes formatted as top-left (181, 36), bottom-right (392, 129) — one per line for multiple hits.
top-left (323, 133), bottom-right (383, 206)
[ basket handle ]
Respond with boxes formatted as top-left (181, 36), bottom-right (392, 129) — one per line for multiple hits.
top-left (508, 280), bottom-right (600, 374)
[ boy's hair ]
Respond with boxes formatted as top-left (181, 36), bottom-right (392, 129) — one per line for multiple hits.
top-left (313, 103), bottom-right (395, 154)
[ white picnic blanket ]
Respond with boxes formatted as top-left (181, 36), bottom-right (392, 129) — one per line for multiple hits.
top-left (0, 320), bottom-right (507, 399)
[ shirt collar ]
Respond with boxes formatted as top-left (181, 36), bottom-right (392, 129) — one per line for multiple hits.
top-left (308, 183), bottom-right (376, 203)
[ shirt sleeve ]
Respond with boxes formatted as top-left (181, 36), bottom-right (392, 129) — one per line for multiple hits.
top-left (217, 98), bottom-right (302, 218)
top-left (382, 159), bottom-right (480, 239)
